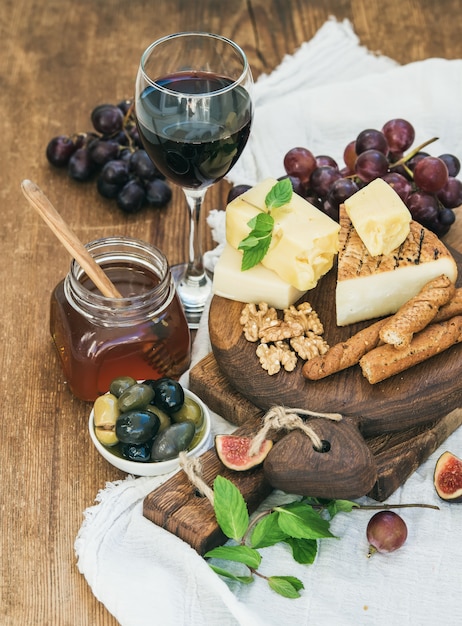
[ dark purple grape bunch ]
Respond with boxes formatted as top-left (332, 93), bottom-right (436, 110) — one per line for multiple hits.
top-left (228, 118), bottom-right (460, 239)
top-left (46, 101), bottom-right (172, 214)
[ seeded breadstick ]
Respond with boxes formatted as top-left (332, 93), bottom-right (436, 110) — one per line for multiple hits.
top-left (360, 316), bottom-right (462, 384)
top-left (434, 287), bottom-right (462, 322)
top-left (379, 275), bottom-right (456, 350)
top-left (302, 318), bottom-right (387, 380)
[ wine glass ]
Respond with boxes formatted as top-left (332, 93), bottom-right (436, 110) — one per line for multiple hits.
top-left (135, 32), bottom-right (253, 329)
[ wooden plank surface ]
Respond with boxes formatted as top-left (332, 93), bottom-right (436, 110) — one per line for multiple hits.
top-left (2, 1), bottom-right (462, 624)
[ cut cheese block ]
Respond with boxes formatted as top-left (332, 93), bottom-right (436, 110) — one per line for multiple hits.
top-left (212, 244), bottom-right (306, 310)
top-left (344, 178), bottom-right (412, 257)
top-left (336, 206), bottom-right (458, 326)
top-left (226, 178), bottom-right (340, 291)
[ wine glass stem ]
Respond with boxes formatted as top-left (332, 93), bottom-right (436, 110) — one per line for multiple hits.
top-left (183, 188), bottom-right (206, 283)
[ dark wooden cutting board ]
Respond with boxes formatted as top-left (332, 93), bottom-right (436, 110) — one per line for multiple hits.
top-left (209, 246), bottom-right (462, 439)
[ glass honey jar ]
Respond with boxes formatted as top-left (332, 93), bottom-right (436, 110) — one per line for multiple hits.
top-left (50, 236), bottom-right (191, 401)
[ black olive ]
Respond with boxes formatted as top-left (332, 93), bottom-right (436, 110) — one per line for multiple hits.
top-left (121, 441), bottom-right (152, 462)
top-left (115, 409), bottom-right (160, 444)
top-left (145, 378), bottom-right (185, 414)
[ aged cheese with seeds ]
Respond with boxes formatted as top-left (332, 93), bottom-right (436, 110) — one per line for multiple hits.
top-left (344, 178), bottom-right (412, 256)
top-left (336, 207), bottom-right (458, 326)
top-left (226, 178), bottom-right (340, 291)
top-left (212, 244), bottom-right (306, 310)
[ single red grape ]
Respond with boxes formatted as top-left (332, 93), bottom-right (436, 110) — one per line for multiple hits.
top-left (356, 128), bottom-right (388, 156)
top-left (91, 104), bottom-right (124, 135)
top-left (46, 135), bottom-right (78, 167)
top-left (382, 172), bottom-right (412, 203)
top-left (283, 147), bottom-right (316, 184)
top-left (438, 153), bottom-right (461, 178)
top-left (343, 140), bottom-right (357, 171)
top-left (309, 166), bottom-right (341, 197)
top-left (437, 177), bottom-right (462, 208)
top-left (316, 155), bottom-right (338, 168)
top-left (382, 118), bottom-right (415, 155)
top-left (407, 191), bottom-right (439, 228)
top-left (413, 156), bottom-right (448, 193)
top-left (328, 177), bottom-right (359, 204)
top-left (355, 149), bottom-right (389, 182)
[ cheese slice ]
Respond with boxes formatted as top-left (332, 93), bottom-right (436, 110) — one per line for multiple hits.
top-left (226, 178), bottom-right (340, 291)
top-left (212, 244), bottom-right (306, 310)
top-left (336, 206), bottom-right (458, 326)
top-left (344, 178), bottom-right (412, 256)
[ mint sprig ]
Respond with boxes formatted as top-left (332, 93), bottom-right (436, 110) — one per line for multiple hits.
top-left (205, 477), bottom-right (439, 599)
top-left (238, 178), bottom-right (293, 271)
top-left (205, 476), bottom-right (335, 599)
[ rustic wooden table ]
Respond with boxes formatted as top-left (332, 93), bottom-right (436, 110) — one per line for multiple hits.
top-left (1, 1), bottom-right (461, 624)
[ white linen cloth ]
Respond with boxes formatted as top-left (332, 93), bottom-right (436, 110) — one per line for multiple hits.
top-left (75, 18), bottom-right (462, 626)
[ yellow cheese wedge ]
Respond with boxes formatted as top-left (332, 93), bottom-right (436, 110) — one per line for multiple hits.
top-left (212, 244), bottom-right (306, 310)
top-left (336, 207), bottom-right (458, 326)
top-left (344, 177), bottom-right (412, 256)
top-left (226, 178), bottom-right (340, 291)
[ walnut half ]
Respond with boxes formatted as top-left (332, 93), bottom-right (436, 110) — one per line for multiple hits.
top-left (240, 302), bottom-right (278, 342)
top-left (256, 341), bottom-right (298, 375)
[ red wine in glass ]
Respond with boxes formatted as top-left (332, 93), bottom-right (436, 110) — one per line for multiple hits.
top-left (135, 33), bottom-right (253, 329)
top-left (137, 72), bottom-right (252, 189)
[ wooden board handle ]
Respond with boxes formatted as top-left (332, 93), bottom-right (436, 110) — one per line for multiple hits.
top-left (263, 416), bottom-right (378, 499)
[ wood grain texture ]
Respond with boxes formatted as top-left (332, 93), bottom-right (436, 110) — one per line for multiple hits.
top-left (2, 0), bottom-right (462, 624)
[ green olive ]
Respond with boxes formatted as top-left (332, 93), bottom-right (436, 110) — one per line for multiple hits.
top-left (93, 393), bottom-right (120, 447)
top-left (109, 376), bottom-right (137, 398)
top-left (171, 397), bottom-right (203, 428)
top-left (148, 405), bottom-right (171, 432)
top-left (118, 383), bottom-right (155, 413)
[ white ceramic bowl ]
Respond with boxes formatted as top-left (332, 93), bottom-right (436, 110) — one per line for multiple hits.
top-left (89, 387), bottom-right (212, 476)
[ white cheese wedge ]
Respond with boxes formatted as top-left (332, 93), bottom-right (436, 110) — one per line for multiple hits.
top-left (344, 177), bottom-right (412, 257)
top-left (336, 207), bottom-right (458, 326)
top-left (226, 178), bottom-right (340, 291)
top-left (212, 244), bottom-right (306, 310)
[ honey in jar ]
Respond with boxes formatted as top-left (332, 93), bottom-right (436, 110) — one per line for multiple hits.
top-left (50, 236), bottom-right (191, 401)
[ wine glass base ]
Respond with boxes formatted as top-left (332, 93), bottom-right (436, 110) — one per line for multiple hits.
top-left (171, 263), bottom-right (213, 330)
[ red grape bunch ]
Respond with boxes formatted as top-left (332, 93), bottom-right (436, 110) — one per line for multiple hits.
top-left (46, 101), bottom-right (172, 214)
top-left (228, 118), bottom-right (461, 238)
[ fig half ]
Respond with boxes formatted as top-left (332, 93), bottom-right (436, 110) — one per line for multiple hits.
top-left (434, 451), bottom-right (462, 502)
top-left (215, 434), bottom-right (273, 471)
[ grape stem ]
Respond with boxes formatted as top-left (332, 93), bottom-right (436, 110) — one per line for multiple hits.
top-left (390, 136), bottom-right (439, 170)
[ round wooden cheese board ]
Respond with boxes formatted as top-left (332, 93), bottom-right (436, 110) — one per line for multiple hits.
top-left (209, 247), bottom-right (462, 440)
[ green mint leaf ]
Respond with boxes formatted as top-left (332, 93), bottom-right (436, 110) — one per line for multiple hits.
top-left (276, 502), bottom-right (335, 540)
top-left (240, 236), bottom-right (272, 271)
top-left (268, 576), bottom-right (304, 599)
top-left (327, 499), bottom-right (359, 518)
top-left (247, 212), bottom-right (275, 232)
top-left (250, 511), bottom-right (289, 549)
top-left (213, 475), bottom-right (249, 541)
top-left (238, 212), bottom-right (274, 271)
top-left (284, 537), bottom-right (318, 564)
top-left (209, 565), bottom-right (254, 585)
top-left (205, 545), bottom-right (261, 569)
top-left (265, 178), bottom-right (293, 211)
